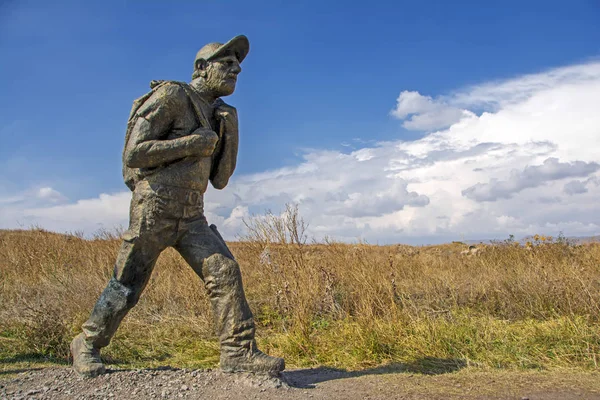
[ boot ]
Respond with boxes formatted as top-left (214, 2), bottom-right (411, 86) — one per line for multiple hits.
top-left (70, 333), bottom-right (106, 378)
top-left (201, 253), bottom-right (285, 375)
top-left (220, 340), bottom-right (285, 375)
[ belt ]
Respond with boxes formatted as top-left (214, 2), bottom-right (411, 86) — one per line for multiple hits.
top-left (151, 184), bottom-right (204, 207)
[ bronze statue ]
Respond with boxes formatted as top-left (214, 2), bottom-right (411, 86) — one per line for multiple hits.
top-left (70, 35), bottom-right (285, 377)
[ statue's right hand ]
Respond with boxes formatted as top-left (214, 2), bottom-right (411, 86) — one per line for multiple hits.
top-left (188, 128), bottom-right (219, 157)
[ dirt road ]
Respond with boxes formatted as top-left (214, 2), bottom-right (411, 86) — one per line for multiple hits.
top-left (2, 366), bottom-right (600, 400)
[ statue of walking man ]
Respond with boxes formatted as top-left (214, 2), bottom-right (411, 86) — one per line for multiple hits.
top-left (70, 35), bottom-right (285, 377)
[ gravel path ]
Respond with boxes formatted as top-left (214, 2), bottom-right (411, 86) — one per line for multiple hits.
top-left (2, 366), bottom-right (600, 400)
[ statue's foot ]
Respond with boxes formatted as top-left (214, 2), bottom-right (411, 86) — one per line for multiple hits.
top-left (221, 348), bottom-right (285, 375)
top-left (70, 333), bottom-right (106, 378)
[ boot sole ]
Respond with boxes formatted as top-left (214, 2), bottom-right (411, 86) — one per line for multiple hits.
top-left (221, 359), bottom-right (285, 375)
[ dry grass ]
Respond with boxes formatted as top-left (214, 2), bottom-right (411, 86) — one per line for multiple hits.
top-left (1, 206), bottom-right (600, 373)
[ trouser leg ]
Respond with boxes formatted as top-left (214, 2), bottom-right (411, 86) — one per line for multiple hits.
top-left (175, 222), bottom-right (255, 354)
top-left (175, 220), bottom-right (284, 373)
top-left (81, 235), bottom-right (163, 348)
top-left (72, 182), bottom-right (179, 377)
top-left (80, 181), bottom-right (176, 349)
top-left (202, 252), bottom-right (256, 356)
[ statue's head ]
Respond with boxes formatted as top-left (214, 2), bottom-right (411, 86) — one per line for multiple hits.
top-left (192, 35), bottom-right (249, 98)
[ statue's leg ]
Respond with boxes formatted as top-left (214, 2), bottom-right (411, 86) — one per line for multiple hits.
top-left (81, 234), bottom-right (165, 344)
top-left (174, 218), bottom-right (285, 375)
top-left (72, 184), bottom-right (178, 377)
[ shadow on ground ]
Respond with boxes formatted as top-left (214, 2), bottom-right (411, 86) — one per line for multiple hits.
top-left (282, 357), bottom-right (468, 389)
top-left (0, 353), bottom-right (69, 376)
top-left (1, 354), bottom-right (467, 389)
top-left (0, 352), bottom-right (172, 376)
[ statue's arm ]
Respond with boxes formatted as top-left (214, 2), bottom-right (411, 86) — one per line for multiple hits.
top-left (125, 118), bottom-right (216, 168)
top-left (210, 104), bottom-right (239, 190)
top-left (124, 85), bottom-right (217, 169)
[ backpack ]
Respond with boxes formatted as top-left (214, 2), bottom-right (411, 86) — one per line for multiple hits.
top-left (121, 80), bottom-right (214, 191)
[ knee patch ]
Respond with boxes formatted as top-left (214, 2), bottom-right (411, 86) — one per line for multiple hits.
top-left (203, 254), bottom-right (242, 288)
top-left (103, 277), bottom-right (140, 309)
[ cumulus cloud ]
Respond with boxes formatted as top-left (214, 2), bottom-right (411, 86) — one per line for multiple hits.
top-left (27, 192), bottom-right (130, 225)
top-left (391, 91), bottom-right (472, 131)
top-left (0, 188), bottom-right (131, 234)
top-left (2, 61), bottom-right (600, 244)
top-left (462, 158), bottom-right (600, 201)
top-left (36, 187), bottom-right (67, 202)
top-left (450, 62), bottom-right (600, 110)
top-left (564, 180), bottom-right (588, 195)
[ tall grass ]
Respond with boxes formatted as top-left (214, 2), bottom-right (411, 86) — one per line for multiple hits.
top-left (1, 206), bottom-right (599, 372)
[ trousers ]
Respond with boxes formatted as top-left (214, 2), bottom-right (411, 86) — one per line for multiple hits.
top-left (81, 180), bottom-right (256, 356)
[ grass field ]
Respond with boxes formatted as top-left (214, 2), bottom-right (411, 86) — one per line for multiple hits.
top-left (1, 208), bottom-right (600, 375)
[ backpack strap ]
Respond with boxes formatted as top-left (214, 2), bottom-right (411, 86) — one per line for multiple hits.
top-left (177, 83), bottom-right (227, 180)
top-left (177, 83), bottom-right (213, 130)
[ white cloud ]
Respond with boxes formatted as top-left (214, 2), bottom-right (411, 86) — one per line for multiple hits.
top-left (462, 158), bottom-right (600, 202)
top-left (36, 187), bottom-right (67, 202)
top-left (450, 61), bottom-right (600, 110)
top-left (564, 180), bottom-right (588, 195)
top-left (391, 91), bottom-right (472, 131)
top-left (0, 189), bottom-right (131, 234)
top-left (2, 61), bottom-right (600, 244)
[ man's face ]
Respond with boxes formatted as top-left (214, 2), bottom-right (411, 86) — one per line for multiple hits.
top-left (204, 54), bottom-right (242, 97)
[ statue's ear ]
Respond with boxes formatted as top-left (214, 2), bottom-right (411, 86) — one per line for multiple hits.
top-left (195, 59), bottom-right (207, 71)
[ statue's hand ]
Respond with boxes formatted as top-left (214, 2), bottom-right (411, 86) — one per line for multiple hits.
top-left (188, 128), bottom-right (219, 157)
top-left (215, 103), bottom-right (238, 131)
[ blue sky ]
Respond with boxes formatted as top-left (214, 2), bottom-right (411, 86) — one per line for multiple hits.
top-left (1, 0), bottom-right (600, 243)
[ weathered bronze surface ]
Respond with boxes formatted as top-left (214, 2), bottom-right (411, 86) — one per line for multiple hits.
top-left (71, 35), bottom-right (285, 378)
